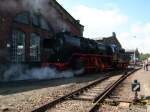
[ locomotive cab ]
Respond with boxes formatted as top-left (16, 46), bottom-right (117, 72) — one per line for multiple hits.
top-left (43, 35), bottom-right (66, 62)
top-left (42, 32), bottom-right (83, 70)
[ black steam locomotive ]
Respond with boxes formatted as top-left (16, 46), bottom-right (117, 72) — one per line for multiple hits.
top-left (42, 32), bottom-right (130, 75)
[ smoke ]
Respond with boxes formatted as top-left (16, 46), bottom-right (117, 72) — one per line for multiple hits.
top-left (0, 0), bottom-right (47, 12)
top-left (23, 0), bottom-right (71, 31)
top-left (0, 0), bottom-right (19, 10)
top-left (0, 0), bottom-right (70, 32)
top-left (2, 64), bottom-right (74, 81)
top-left (22, 0), bottom-right (48, 14)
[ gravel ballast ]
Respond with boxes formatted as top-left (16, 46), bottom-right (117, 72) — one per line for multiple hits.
top-left (0, 73), bottom-right (107, 112)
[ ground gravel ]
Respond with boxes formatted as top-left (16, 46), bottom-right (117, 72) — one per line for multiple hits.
top-left (48, 75), bottom-right (122, 112)
top-left (101, 67), bottom-right (150, 112)
top-left (100, 104), bottom-right (147, 112)
top-left (0, 73), bottom-right (107, 112)
top-left (0, 82), bottom-right (87, 112)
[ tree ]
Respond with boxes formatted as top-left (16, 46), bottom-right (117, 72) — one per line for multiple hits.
top-left (139, 53), bottom-right (150, 61)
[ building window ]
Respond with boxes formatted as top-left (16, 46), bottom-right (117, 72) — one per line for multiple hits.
top-left (14, 12), bottom-right (29, 24)
top-left (31, 13), bottom-right (52, 31)
top-left (31, 14), bottom-right (40, 27)
top-left (40, 17), bottom-right (51, 31)
top-left (12, 30), bottom-right (25, 62)
top-left (14, 12), bottom-right (53, 32)
top-left (30, 33), bottom-right (41, 61)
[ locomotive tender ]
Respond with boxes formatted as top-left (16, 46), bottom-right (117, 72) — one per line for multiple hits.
top-left (42, 32), bottom-right (130, 75)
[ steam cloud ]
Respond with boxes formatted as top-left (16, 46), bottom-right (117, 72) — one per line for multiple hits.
top-left (0, 0), bottom-right (70, 31)
top-left (3, 64), bottom-right (74, 81)
top-left (0, 0), bottom-right (50, 13)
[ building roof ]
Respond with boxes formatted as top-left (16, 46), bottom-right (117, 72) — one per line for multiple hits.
top-left (3, 0), bottom-right (84, 35)
top-left (51, 0), bottom-right (84, 31)
top-left (125, 50), bottom-right (135, 53)
top-left (126, 49), bottom-right (139, 53)
top-left (126, 49), bottom-right (140, 57)
top-left (96, 32), bottom-right (122, 48)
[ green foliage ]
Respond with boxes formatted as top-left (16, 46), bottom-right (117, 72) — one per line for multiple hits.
top-left (139, 53), bottom-right (150, 61)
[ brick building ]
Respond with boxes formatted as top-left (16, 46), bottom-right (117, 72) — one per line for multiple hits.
top-left (0, 0), bottom-right (84, 64)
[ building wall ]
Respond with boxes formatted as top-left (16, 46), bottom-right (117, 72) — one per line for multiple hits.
top-left (0, 0), bottom-right (83, 63)
top-left (125, 49), bottom-right (140, 63)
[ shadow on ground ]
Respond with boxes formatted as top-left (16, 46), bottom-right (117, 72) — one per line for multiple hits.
top-left (0, 71), bottom-right (124, 95)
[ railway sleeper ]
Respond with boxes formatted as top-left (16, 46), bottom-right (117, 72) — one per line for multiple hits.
top-left (82, 92), bottom-right (100, 96)
top-left (73, 95), bottom-right (95, 101)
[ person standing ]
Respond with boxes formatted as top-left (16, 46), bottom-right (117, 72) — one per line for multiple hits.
top-left (143, 61), bottom-right (145, 71)
top-left (145, 59), bottom-right (148, 71)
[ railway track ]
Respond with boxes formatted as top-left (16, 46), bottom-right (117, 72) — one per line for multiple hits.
top-left (32, 68), bottom-right (140, 112)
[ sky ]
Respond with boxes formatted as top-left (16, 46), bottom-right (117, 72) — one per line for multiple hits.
top-left (57, 0), bottom-right (150, 53)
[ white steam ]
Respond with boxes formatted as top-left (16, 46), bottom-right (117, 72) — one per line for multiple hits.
top-left (0, 0), bottom-right (18, 10)
top-left (0, 0), bottom-right (47, 12)
top-left (22, 0), bottom-right (49, 15)
top-left (3, 64), bottom-right (74, 81)
top-left (0, 0), bottom-right (70, 32)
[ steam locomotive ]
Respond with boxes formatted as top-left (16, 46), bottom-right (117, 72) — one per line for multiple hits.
top-left (42, 32), bottom-right (130, 75)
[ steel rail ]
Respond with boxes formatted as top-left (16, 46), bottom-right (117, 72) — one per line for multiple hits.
top-left (31, 72), bottom-right (113, 112)
top-left (89, 68), bottom-right (141, 112)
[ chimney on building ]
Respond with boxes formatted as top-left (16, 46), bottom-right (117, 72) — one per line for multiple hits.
top-left (76, 20), bottom-right (80, 24)
top-left (112, 32), bottom-right (116, 37)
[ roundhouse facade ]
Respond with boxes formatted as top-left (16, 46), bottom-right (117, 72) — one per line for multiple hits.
top-left (0, 0), bottom-right (84, 64)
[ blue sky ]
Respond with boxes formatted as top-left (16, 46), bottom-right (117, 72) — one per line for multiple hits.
top-left (59, 0), bottom-right (150, 23)
top-left (57, 0), bottom-right (150, 53)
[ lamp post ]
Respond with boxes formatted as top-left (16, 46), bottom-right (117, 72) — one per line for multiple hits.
top-left (134, 49), bottom-right (136, 66)
top-left (133, 36), bottom-right (137, 66)
top-left (133, 50), bottom-right (135, 65)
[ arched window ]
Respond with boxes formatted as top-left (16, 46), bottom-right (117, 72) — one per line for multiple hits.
top-left (12, 30), bottom-right (25, 62)
top-left (14, 12), bottom-right (29, 24)
top-left (30, 33), bottom-right (41, 61)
